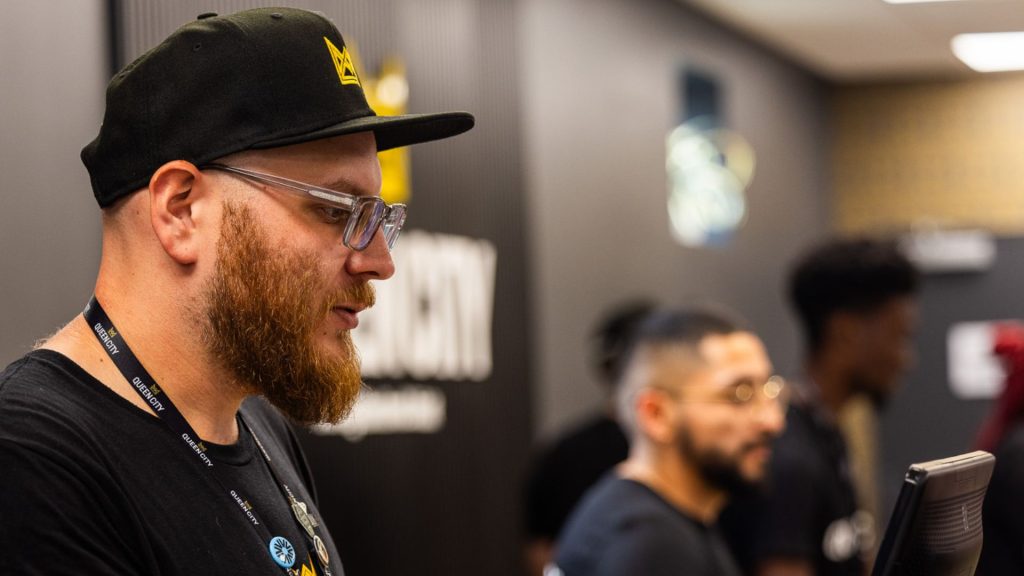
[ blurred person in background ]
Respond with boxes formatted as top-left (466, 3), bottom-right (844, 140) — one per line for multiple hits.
top-left (974, 323), bottom-right (1024, 575)
top-left (523, 299), bottom-right (655, 575)
top-left (720, 238), bottom-right (919, 576)
top-left (552, 307), bottom-right (787, 576)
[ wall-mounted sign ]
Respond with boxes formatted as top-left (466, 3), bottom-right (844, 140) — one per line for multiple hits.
top-left (312, 230), bottom-right (496, 441)
top-left (354, 229), bottom-right (497, 382)
top-left (364, 57), bottom-right (411, 204)
top-left (899, 228), bottom-right (996, 274)
top-left (947, 320), bottom-right (1013, 399)
top-left (666, 69), bottom-right (755, 247)
top-left (316, 229), bottom-right (496, 440)
top-left (348, 48), bottom-right (410, 204)
top-left (311, 385), bottom-right (446, 441)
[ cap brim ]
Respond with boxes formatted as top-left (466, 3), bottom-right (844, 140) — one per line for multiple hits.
top-left (252, 111), bottom-right (475, 152)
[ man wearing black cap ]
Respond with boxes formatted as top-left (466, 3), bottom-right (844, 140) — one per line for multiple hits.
top-left (0, 8), bottom-right (472, 575)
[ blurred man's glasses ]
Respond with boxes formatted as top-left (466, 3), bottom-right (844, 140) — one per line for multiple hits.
top-left (201, 163), bottom-right (407, 251)
top-left (652, 375), bottom-right (790, 410)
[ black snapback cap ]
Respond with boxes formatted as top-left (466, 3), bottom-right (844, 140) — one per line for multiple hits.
top-left (81, 7), bottom-right (475, 207)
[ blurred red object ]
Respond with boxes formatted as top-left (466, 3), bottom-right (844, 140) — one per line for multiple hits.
top-left (975, 322), bottom-right (1024, 452)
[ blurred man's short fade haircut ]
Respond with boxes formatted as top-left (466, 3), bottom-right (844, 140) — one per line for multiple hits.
top-left (590, 300), bottom-right (658, 390)
top-left (615, 306), bottom-right (748, 438)
top-left (788, 238), bottom-right (920, 354)
top-left (628, 307), bottom-right (747, 354)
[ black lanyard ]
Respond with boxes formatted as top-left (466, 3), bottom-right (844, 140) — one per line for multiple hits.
top-left (84, 296), bottom-right (333, 575)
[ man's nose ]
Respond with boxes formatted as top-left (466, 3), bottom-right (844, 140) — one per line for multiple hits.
top-left (754, 399), bottom-right (787, 435)
top-left (345, 228), bottom-right (396, 280)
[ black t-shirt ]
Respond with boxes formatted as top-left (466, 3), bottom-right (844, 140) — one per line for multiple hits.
top-left (524, 414), bottom-right (629, 540)
top-left (975, 423), bottom-right (1024, 576)
top-left (554, 474), bottom-right (742, 576)
top-left (719, 398), bottom-right (869, 576)
top-left (0, 349), bottom-right (341, 575)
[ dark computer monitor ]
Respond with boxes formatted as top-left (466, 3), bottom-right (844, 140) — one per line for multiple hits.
top-left (871, 450), bottom-right (995, 576)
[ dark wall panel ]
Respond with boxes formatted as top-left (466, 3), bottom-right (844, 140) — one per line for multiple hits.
top-left (521, 0), bottom-right (831, 438)
top-left (879, 239), bottom-right (1024, 510)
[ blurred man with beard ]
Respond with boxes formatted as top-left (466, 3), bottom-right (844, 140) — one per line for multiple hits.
top-left (719, 238), bottom-right (919, 576)
top-left (551, 308), bottom-right (787, 576)
top-left (0, 8), bottom-right (472, 575)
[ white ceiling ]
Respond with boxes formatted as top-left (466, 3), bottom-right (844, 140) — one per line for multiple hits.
top-left (682, 0), bottom-right (1024, 82)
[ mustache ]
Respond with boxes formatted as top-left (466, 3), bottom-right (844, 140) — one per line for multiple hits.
top-left (328, 282), bottom-right (376, 310)
top-left (739, 432), bottom-right (778, 455)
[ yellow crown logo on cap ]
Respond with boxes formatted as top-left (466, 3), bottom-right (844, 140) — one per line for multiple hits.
top-left (324, 37), bottom-right (361, 87)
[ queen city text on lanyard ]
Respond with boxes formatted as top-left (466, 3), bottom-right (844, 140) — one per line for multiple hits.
top-left (84, 296), bottom-right (333, 575)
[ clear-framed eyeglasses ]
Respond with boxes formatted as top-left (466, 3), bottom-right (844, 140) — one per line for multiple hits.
top-left (201, 163), bottom-right (407, 251)
top-left (651, 375), bottom-right (790, 410)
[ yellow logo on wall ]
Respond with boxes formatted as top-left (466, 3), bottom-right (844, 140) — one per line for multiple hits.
top-left (324, 37), bottom-right (361, 87)
top-left (367, 58), bottom-right (410, 204)
top-left (348, 45), bottom-right (410, 204)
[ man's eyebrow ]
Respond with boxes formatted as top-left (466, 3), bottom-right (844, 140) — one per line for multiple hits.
top-left (317, 177), bottom-right (369, 197)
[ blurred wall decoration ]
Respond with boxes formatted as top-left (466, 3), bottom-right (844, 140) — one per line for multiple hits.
top-left (359, 53), bottom-right (411, 205)
top-left (666, 69), bottom-right (756, 248)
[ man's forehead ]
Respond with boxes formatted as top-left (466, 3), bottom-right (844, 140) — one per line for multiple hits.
top-left (637, 331), bottom-right (770, 380)
top-left (698, 330), bottom-right (753, 350)
top-left (697, 331), bottom-right (769, 368)
top-left (221, 132), bottom-right (382, 193)
top-left (639, 343), bottom-right (706, 384)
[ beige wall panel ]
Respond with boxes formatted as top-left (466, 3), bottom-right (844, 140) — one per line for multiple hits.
top-left (834, 75), bottom-right (1024, 235)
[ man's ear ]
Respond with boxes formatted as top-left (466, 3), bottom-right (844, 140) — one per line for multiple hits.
top-left (635, 388), bottom-right (676, 445)
top-left (148, 160), bottom-right (208, 265)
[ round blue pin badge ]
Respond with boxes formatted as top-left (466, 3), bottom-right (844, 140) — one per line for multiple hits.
top-left (269, 536), bottom-right (296, 568)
